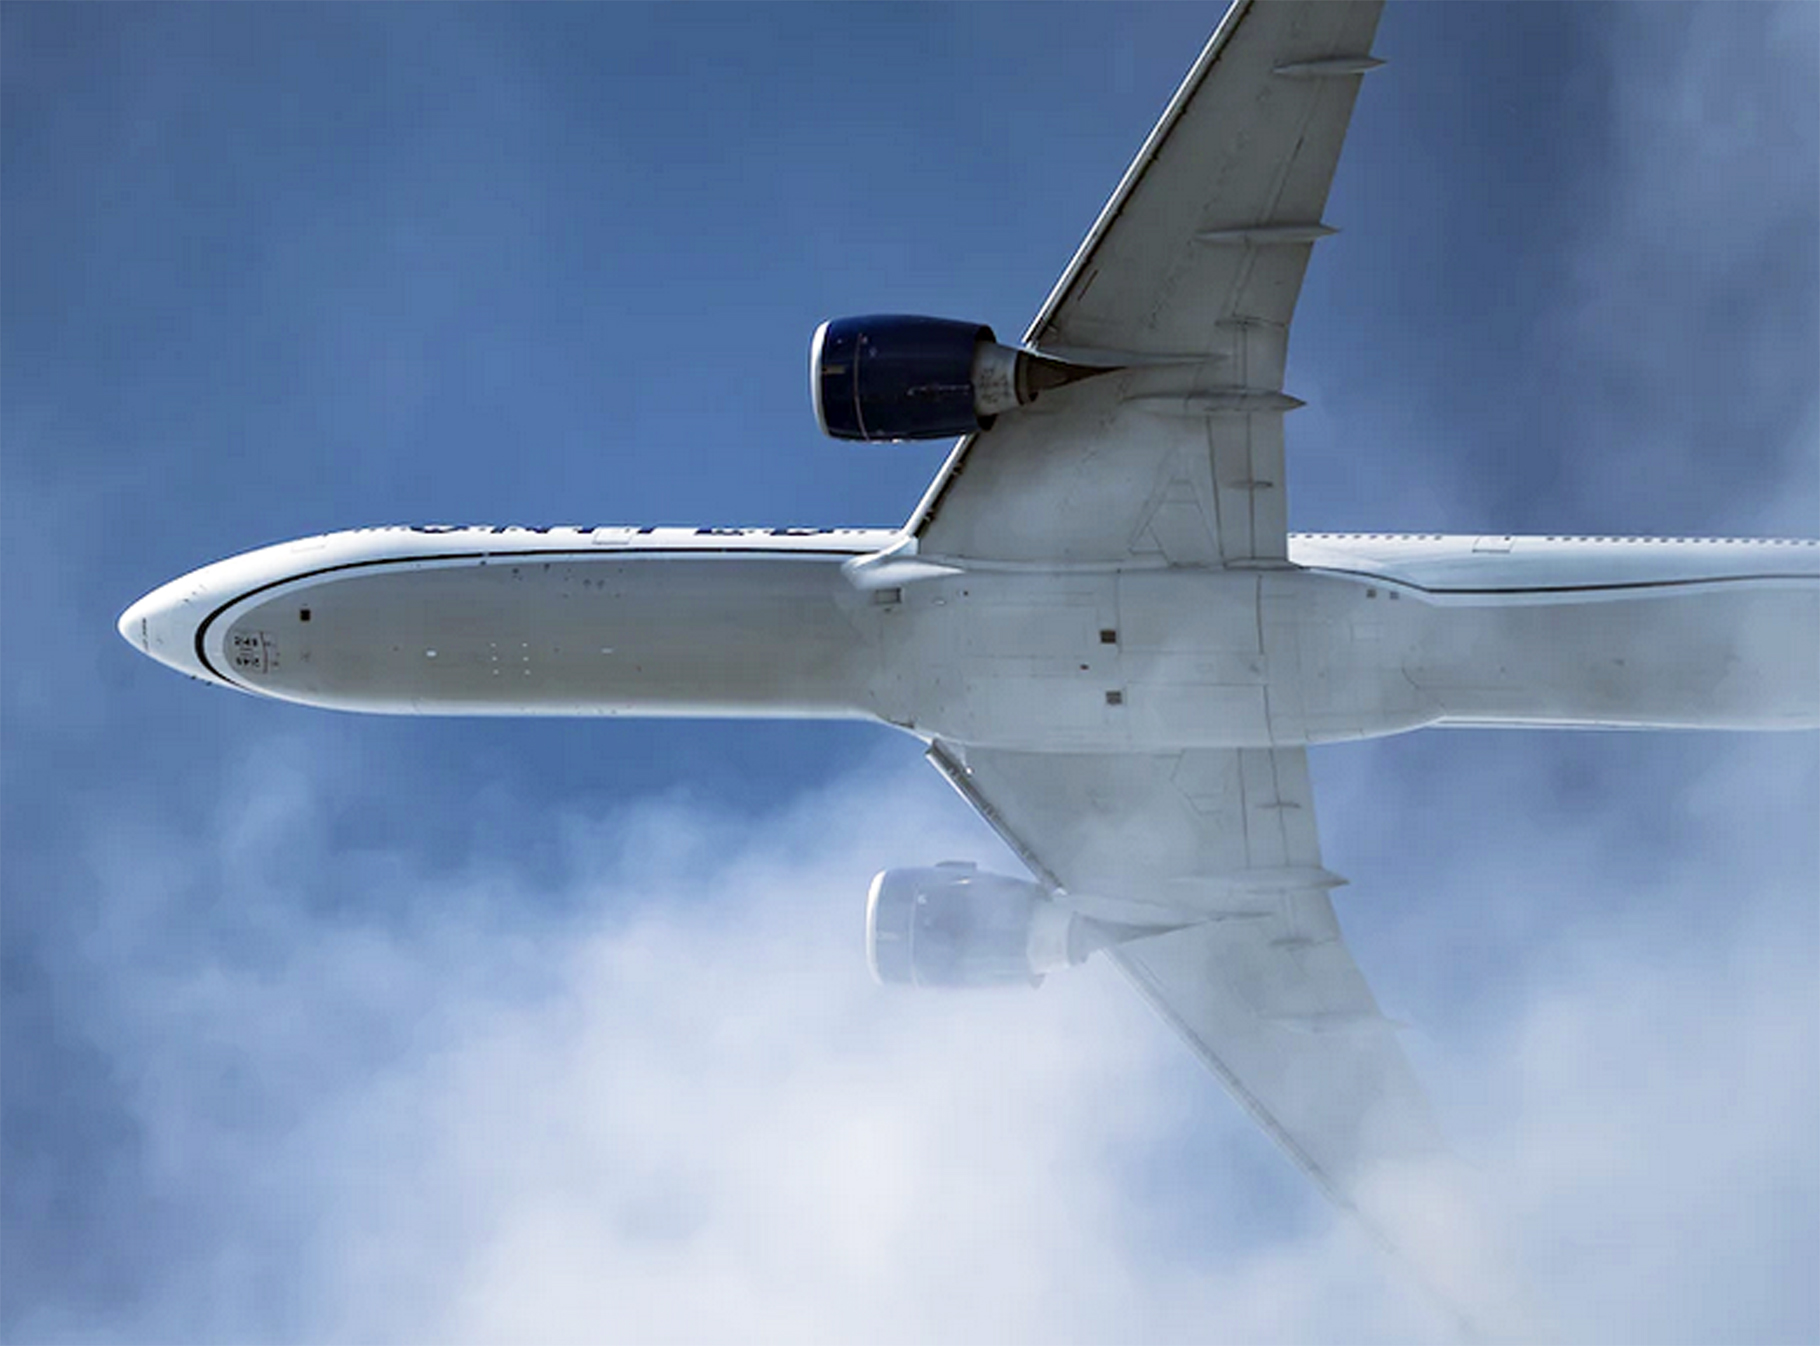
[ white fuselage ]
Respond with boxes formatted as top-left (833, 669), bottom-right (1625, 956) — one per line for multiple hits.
top-left (119, 527), bottom-right (1820, 748)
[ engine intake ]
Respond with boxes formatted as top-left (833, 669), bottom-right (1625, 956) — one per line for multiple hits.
top-left (811, 315), bottom-right (1099, 442)
top-left (865, 863), bottom-right (1096, 988)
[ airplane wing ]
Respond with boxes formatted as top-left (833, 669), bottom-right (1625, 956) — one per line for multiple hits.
top-left (908, 0), bottom-right (1383, 566)
top-left (900, 8), bottom-right (1515, 1322)
top-left (927, 740), bottom-right (1449, 1212)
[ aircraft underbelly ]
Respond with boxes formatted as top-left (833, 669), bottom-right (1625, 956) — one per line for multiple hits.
top-left (1409, 580), bottom-right (1820, 731)
top-left (204, 541), bottom-right (1818, 742)
top-left (887, 569), bottom-right (1430, 750)
top-left (892, 567), bottom-right (1820, 747)
top-left (215, 555), bottom-right (877, 718)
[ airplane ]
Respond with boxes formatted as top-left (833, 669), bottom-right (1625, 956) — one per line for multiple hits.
top-left (116, 0), bottom-right (1818, 1308)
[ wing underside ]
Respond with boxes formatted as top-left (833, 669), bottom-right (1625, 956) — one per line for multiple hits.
top-left (910, 0), bottom-right (1384, 567)
top-left (928, 740), bottom-right (1446, 1208)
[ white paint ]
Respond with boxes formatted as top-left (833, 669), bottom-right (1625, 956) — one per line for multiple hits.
top-left (119, 527), bottom-right (1820, 742)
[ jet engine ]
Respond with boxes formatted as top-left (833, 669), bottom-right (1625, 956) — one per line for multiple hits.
top-left (811, 315), bottom-right (1100, 442)
top-left (865, 862), bottom-right (1098, 988)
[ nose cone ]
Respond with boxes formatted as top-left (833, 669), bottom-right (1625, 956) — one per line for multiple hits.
top-left (116, 596), bottom-right (148, 649)
top-left (116, 578), bottom-right (211, 680)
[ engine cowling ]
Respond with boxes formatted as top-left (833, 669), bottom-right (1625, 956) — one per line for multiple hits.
top-left (865, 862), bottom-right (1091, 988)
top-left (811, 315), bottom-right (1097, 442)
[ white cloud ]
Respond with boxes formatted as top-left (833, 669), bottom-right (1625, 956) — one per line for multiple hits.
top-left (36, 724), bottom-right (1815, 1346)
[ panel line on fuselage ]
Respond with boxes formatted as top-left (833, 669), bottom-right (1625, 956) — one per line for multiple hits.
top-left (1305, 566), bottom-right (1820, 597)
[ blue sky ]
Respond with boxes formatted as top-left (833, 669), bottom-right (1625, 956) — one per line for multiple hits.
top-left (3, 4), bottom-right (1816, 1342)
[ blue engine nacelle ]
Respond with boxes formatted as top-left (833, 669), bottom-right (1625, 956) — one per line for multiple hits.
top-left (865, 862), bottom-right (1092, 988)
top-left (811, 315), bottom-right (1098, 442)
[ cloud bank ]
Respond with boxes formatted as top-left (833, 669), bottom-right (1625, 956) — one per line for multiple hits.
top-left (15, 723), bottom-right (1814, 1346)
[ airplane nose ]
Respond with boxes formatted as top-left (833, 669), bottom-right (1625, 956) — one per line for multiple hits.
top-left (119, 539), bottom-right (318, 687)
top-left (116, 580), bottom-right (210, 680)
top-left (116, 596), bottom-right (151, 651)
